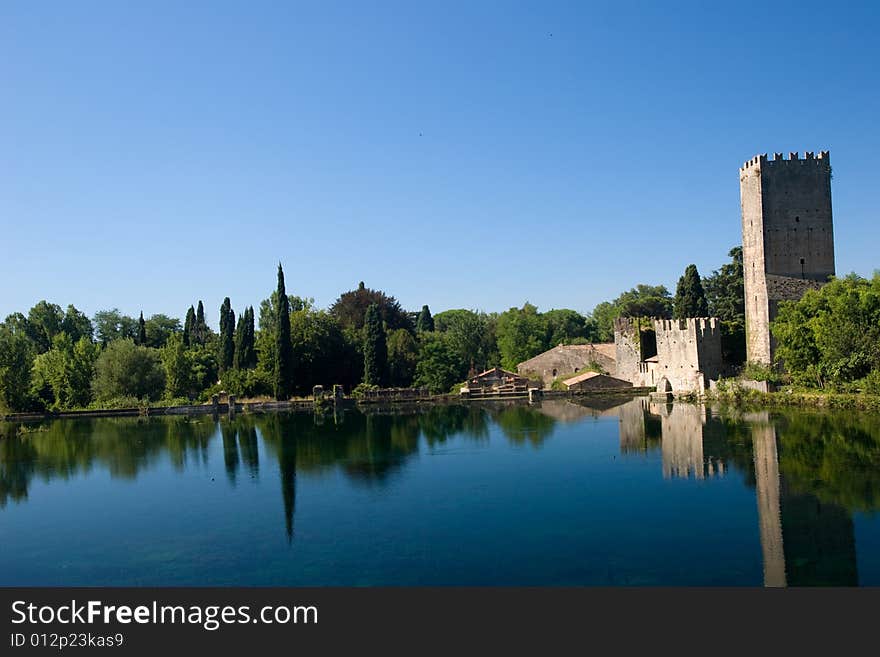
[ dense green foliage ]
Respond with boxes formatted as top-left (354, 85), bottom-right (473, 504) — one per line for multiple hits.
top-left (93, 339), bottom-right (166, 403)
top-left (772, 273), bottom-right (880, 390)
top-left (362, 303), bottom-right (387, 386)
top-left (673, 264), bottom-right (708, 319)
top-left (703, 247), bottom-right (745, 366)
top-left (591, 285), bottom-right (673, 342)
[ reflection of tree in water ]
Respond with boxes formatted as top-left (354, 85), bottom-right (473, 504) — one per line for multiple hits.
top-left (220, 423), bottom-right (240, 486)
top-left (490, 405), bottom-right (556, 447)
top-left (0, 416), bottom-right (216, 507)
top-left (418, 405), bottom-right (489, 446)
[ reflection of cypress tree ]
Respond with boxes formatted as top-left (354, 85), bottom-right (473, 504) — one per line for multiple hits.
top-left (220, 423), bottom-right (240, 486)
top-left (236, 421), bottom-right (260, 477)
top-left (276, 418), bottom-right (297, 543)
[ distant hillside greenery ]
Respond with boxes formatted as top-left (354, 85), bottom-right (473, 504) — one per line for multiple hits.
top-left (0, 247), bottom-right (779, 414)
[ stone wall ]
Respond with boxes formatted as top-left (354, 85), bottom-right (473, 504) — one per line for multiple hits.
top-left (652, 318), bottom-right (723, 394)
top-left (614, 317), bottom-right (645, 384)
top-left (517, 344), bottom-right (616, 387)
top-left (565, 373), bottom-right (633, 392)
top-left (740, 151), bottom-right (834, 364)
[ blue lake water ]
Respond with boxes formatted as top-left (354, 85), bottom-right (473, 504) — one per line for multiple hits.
top-left (2, 397), bottom-right (879, 586)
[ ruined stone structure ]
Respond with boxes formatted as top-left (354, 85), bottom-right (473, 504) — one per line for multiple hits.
top-left (613, 316), bottom-right (722, 394)
top-left (516, 343), bottom-right (616, 387)
top-left (560, 371), bottom-right (632, 392)
top-left (654, 318), bottom-right (723, 394)
top-left (740, 151), bottom-right (835, 364)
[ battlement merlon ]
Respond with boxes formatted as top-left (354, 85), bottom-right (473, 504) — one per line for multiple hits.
top-left (652, 317), bottom-right (720, 335)
top-left (741, 150), bottom-right (830, 172)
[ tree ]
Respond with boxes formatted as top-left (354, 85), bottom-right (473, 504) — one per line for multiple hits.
top-left (26, 301), bottom-right (64, 353)
top-left (243, 307), bottom-right (256, 368)
top-left (61, 305), bottom-right (93, 343)
top-left (92, 339), bottom-right (166, 402)
top-left (703, 246), bottom-right (745, 366)
top-left (137, 312), bottom-right (147, 346)
top-left (183, 305), bottom-right (196, 348)
top-left (414, 333), bottom-right (460, 393)
top-left (416, 305), bottom-right (435, 332)
top-left (704, 247), bottom-right (744, 322)
top-left (543, 308), bottom-right (595, 345)
top-left (772, 274), bottom-right (880, 388)
top-left (274, 264), bottom-right (294, 400)
top-left (387, 328), bottom-right (419, 387)
top-left (434, 309), bottom-right (493, 378)
top-left (31, 334), bottom-right (99, 410)
top-left (0, 320), bottom-right (35, 412)
top-left (495, 303), bottom-right (548, 371)
top-left (330, 281), bottom-right (413, 333)
top-left (194, 301), bottom-right (207, 346)
top-left (362, 303), bottom-right (387, 386)
top-left (289, 306), bottom-right (347, 393)
top-left (674, 264), bottom-right (709, 319)
top-left (143, 314), bottom-right (181, 349)
top-left (233, 306), bottom-right (257, 371)
top-left (93, 309), bottom-right (138, 345)
top-left (591, 285), bottom-right (674, 341)
top-left (219, 297), bottom-right (235, 372)
top-left (161, 333), bottom-right (193, 399)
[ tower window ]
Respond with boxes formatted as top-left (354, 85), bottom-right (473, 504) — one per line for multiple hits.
top-left (795, 216), bottom-right (800, 222)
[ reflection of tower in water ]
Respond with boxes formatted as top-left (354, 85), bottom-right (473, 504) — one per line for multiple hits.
top-left (658, 403), bottom-right (725, 480)
top-left (616, 402), bottom-right (859, 586)
top-left (749, 413), bottom-right (857, 586)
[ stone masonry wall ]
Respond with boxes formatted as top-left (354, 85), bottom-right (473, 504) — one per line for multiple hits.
top-left (653, 318), bottom-right (723, 394)
top-left (740, 151), bottom-right (834, 364)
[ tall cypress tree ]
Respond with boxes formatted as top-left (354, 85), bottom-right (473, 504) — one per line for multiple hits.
top-left (362, 303), bottom-right (387, 387)
top-left (274, 264), bottom-right (294, 400)
top-left (137, 311), bottom-right (147, 346)
top-left (245, 306), bottom-right (257, 368)
top-left (416, 304), bottom-right (434, 332)
top-left (233, 312), bottom-right (245, 370)
top-left (183, 305), bottom-right (195, 348)
top-left (219, 297), bottom-right (234, 372)
top-left (195, 301), bottom-right (207, 345)
top-left (674, 264), bottom-right (709, 319)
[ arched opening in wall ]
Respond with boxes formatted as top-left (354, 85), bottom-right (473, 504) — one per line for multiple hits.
top-left (657, 377), bottom-right (672, 393)
top-left (552, 369), bottom-right (557, 377)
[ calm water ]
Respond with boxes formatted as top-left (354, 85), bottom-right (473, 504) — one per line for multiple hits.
top-left (2, 397), bottom-right (879, 586)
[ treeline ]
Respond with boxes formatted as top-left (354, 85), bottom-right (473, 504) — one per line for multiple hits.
top-left (0, 252), bottom-right (746, 413)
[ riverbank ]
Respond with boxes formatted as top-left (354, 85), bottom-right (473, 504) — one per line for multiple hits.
top-left (705, 386), bottom-right (880, 412)
top-left (0, 386), bottom-right (652, 423)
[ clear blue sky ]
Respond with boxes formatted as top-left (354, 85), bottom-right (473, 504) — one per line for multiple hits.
top-left (2, 1), bottom-right (878, 328)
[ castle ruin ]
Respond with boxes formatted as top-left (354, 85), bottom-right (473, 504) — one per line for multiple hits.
top-left (739, 151), bottom-right (835, 364)
top-left (614, 316), bottom-right (723, 394)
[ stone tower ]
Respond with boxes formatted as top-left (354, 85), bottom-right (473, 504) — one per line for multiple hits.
top-left (739, 151), bottom-right (834, 364)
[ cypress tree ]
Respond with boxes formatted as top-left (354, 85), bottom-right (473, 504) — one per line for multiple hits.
top-left (245, 306), bottom-right (257, 368)
top-left (183, 306), bottom-right (195, 348)
top-left (233, 312), bottom-right (245, 370)
top-left (416, 304), bottom-right (434, 332)
top-left (195, 301), bottom-right (207, 345)
top-left (137, 311), bottom-right (147, 346)
top-left (274, 264), bottom-right (294, 400)
top-left (362, 303), bottom-right (387, 386)
top-left (219, 297), bottom-right (234, 372)
top-left (674, 264), bottom-right (709, 319)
